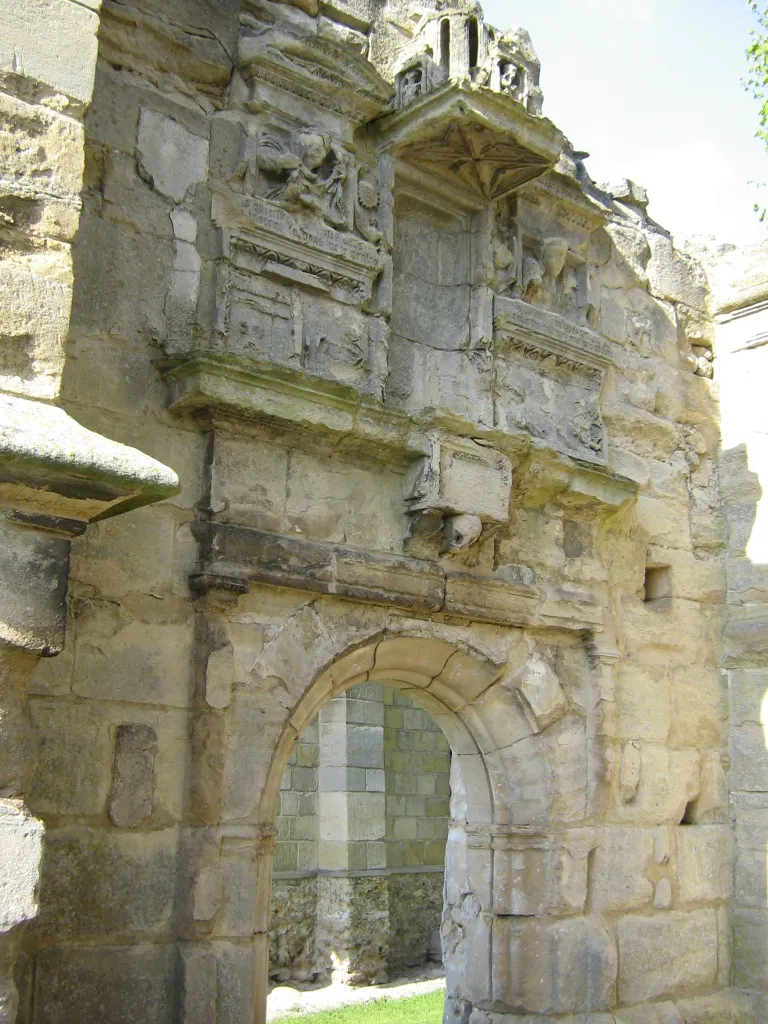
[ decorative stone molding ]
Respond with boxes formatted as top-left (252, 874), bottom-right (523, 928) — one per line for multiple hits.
top-left (190, 520), bottom-right (609, 633)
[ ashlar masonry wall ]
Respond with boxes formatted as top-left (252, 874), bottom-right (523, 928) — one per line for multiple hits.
top-left (0, 0), bottom-right (761, 1021)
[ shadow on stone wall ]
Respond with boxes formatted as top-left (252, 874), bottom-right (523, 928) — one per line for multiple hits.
top-left (721, 440), bottom-right (768, 1013)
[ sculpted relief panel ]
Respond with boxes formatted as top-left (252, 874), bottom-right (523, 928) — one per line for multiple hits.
top-left (174, 0), bottom-right (616, 460)
top-left (199, 0), bottom-right (394, 395)
top-left (492, 193), bottom-right (602, 330)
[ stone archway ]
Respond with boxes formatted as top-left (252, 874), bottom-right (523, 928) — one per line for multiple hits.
top-left (259, 634), bottom-right (520, 1024)
top-left (223, 607), bottom-right (610, 1024)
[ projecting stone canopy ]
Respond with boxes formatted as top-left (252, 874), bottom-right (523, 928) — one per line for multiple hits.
top-left (375, 83), bottom-right (564, 202)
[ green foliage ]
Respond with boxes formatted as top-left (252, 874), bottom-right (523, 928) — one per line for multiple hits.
top-left (747, 3), bottom-right (768, 218)
top-left (272, 990), bottom-right (445, 1024)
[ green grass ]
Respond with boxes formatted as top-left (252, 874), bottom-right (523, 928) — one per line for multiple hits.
top-left (272, 989), bottom-right (445, 1023)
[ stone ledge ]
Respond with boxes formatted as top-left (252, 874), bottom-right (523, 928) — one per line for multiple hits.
top-left (0, 394), bottom-right (179, 523)
top-left (165, 354), bottom-right (638, 515)
top-left (191, 521), bottom-right (603, 631)
top-left (494, 296), bottom-right (616, 374)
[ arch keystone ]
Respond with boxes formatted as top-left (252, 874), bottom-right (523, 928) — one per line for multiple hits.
top-left (371, 636), bottom-right (457, 685)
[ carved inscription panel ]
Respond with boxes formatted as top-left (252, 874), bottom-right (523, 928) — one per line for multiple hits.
top-left (494, 298), bottom-right (610, 463)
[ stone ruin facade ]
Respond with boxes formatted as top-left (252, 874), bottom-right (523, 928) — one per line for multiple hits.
top-left (2, 0), bottom-right (768, 1022)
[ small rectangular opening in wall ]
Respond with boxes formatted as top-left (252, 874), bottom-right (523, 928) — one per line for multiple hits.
top-left (643, 565), bottom-right (671, 602)
top-left (440, 19), bottom-right (451, 72)
top-left (468, 17), bottom-right (479, 69)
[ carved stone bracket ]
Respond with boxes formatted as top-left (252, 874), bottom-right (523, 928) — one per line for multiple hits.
top-left (403, 436), bottom-right (512, 553)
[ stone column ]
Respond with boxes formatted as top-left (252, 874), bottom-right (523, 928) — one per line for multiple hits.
top-left (315, 685), bottom-right (388, 984)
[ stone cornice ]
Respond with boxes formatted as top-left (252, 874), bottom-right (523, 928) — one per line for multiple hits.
top-left (493, 297), bottom-right (616, 377)
top-left (191, 521), bottom-right (604, 632)
top-left (0, 394), bottom-right (179, 524)
top-left (164, 353), bottom-right (638, 512)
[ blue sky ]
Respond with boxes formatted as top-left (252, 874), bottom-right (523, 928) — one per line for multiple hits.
top-left (481, 0), bottom-right (768, 244)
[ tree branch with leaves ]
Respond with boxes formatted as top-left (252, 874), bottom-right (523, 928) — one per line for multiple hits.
top-left (747, 2), bottom-right (768, 218)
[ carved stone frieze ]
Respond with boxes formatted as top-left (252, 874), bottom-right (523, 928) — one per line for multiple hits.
top-left (492, 186), bottom-right (605, 330)
top-left (493, 297), bottom-right (613, 463)
top-left (214, 192), bottom-right (383, 306)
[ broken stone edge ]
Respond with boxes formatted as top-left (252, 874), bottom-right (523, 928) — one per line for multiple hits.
top-left (0, 394), bottom-right (180, 523)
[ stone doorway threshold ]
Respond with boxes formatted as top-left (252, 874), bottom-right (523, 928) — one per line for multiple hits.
top-left (267, 965), bottom-right (446, 1020)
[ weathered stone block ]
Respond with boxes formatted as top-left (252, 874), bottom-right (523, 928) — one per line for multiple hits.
top-left (669, 666), bottom-right (725, 748)
top-left (647, 233), bottom-right (708, 311)
top-left (73, 614), bottom-right (193, 708)
top-left (36, 827), bottom-right (177, 941)
top-left (615, 664), bottom-right (671, 743)
top-left (205, 645), bottom-right (234, 710)
top-left (676, 826), bottom-right (732, 904)
top-left (617, 909), bottom-right (718, 1004)
top-left (0, 0), bottom-right (99, 103)
top-left (0, 800), bottom-right (44, 932)
top-left (136, 108), bottom-right (208, 203)
top-left (492, 914), bottom-right (617, 1014)
top-left (108, 724), bottom-right (157, 828)
top-left (33, 945), bottom-right (175, 1024)
top-left (617, 745), bottom-right (700, 826)
top-left (589, 827), bottom-right (653, 913)
top-left (676, 991), bottom-right (757, 1023)
top-left (29, 702), bottom-right (112, 817)
top-left (734, 908), bottom-right (768, 991)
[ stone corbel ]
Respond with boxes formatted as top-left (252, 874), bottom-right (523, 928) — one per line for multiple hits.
top-left (403, 436), bottom-right (513, 556)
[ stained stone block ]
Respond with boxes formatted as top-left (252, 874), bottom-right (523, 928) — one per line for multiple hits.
top-left (36, 827), bottom-right (177, 941)
top-left (109, 724), bottom-right (158, 828)
top-left (28, 702), bottom-right (112, 817)
top-left (733, 908), bottom-right (768, 991)
top-left (492, 914), bottom-right (617, 1014)
top-left (33, 945), bottom-right (175, 1024)
top-left (617, 909), bottom-right (718, 1004)
top-left (176, 945), bottom-right (217, 1022)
